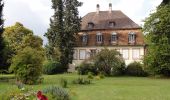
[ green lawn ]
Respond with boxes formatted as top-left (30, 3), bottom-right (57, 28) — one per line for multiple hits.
top-left (1, 74), bottom-right (170, 100)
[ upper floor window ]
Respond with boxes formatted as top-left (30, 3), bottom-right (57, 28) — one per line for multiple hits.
top-left (88, 22), bottom-right (94, 29)
top-left (111, 32), bottom-right (117, 43)
top-left (82, 33), bottom-right (88, 44)
top-left (96, 32), bottom-right (103, 43)
top-left (128, 32), bottom-right (136, 43)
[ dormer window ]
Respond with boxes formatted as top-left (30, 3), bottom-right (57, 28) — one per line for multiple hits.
top-left (88, 22), bottom-right (94, 29)
top-left (128, 32), bottom-right (136, 43)
top-left (111, 32), bottom-right (117, 43)
top-left (96, 32), bottom-right (103, 43)
top-left (82, 33), bottom-right (88, 44)
top-left (109, 21), bottom-right (116, 27)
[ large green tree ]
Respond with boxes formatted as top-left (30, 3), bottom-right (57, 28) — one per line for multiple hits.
top-left (45, 0), bottom-right (82, 70)
top-left (143, 2), bottom-right (170, 76)
top-left (0, 0), bottom-right (5, 69)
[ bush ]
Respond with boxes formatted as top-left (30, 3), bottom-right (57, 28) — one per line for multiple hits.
top-left (60, 78), bottom-right (68, 88)
top-left (9, 47), bottom-right (44, 85)
top-left (93, 48), bottom-right (125, 76)
top-left (87, 72), bottom-right (94, 79)
top-left (72, 77), bottom-right (91, 85)
top-left (125, 62), bottom-right (148, 77)
top-left (77, 61), bottom-right (97, 75)
top-left (43, 86), bottom-right (70, 100)
top-left (43, 60), bottom-right (64, 75)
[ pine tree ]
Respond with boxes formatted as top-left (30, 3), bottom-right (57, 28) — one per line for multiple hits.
top-left (45, 0), bottom-right (82, 70)
top-left (0, 0), bottom-right (5, 68)
top-left (61, 0), bottom-right (82, 68)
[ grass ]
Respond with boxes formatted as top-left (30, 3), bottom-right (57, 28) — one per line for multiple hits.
top-left (1, 73), bottom-right (170, 100)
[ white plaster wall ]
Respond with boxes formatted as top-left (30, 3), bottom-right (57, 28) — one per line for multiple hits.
top-left (72, 46), bottom-right (144, 67)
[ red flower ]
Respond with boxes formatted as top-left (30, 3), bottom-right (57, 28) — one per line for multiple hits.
top-left (37, 91), bottom-right (48, 100)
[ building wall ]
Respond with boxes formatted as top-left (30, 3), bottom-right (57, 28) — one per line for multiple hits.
top-left (72, 46), bottom-right (144, 68)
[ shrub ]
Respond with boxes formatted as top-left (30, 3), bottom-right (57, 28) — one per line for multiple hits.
top-left (43, 86), bottom-right (70, 100)
top-left (77, 61), bottom-right (97, 75)
top-left (43, 60), bottom-right (64, 75)
top-left (72, 77), bottom-right (91, 85)
top-left (93, 48), bottom-right (125, 76)
top-left (125, 62), bottom-right (148, 77)
top-left (98, 72), bottom-right (105, 79)
top-left (60, 78), bottom-right (68, 88)
top-left (87, 72), bottom-right (94, 79)
top-left (9, 47), bottom-right (44, 85)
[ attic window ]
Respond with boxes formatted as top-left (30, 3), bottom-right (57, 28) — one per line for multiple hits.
top-left (128, 32), bottom-right (136, 43)
top-left (109, 21), bottom-right (116, 27)
top-left (88, 22), bottom-right (94, 29)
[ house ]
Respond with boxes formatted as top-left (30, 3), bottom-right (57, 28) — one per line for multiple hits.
top-left (71, 3), bottom-right (145, 69)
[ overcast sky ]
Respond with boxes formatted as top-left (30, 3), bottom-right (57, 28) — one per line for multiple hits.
top-left (4, 0), bottom-right (162, 45)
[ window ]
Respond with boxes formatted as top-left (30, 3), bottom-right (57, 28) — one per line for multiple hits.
top-left (132, 49), bottom-right (140, 60)
top-left (82, 33), bottom-right (88, 44)
top-left (96, 32), bottom-right (103, 43)
top-left (88, 22), bottom-right (94, 29)
top-left (128, 32), bottom-right (136, 43)
top-left (79, 50), bottom-right (86, 60)
top-left (73, 50), bottom-right (78, 60)
top-left (122, 49), bottom-right (129, 60)
top-left (109, 22), bottom-right (116, 27)
top-left (90, 49), bottom-right (97, 57)
top-left (111, 32), bottom-right (117, 43)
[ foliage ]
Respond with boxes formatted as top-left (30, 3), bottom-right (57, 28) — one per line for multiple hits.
top-left (43, 86), bottom-right (70, 100)
top-left (43, 60), bottom-right (65, 75)
top-left (77, 61), bottom-right (97, 75)
top-left (87, 72), bottom-right (94, 79)
top-left (0, 1), bottom-right (6, 69)
top-left (45, 45), bottom-right (61, 61)
top-left (10, 47), bottom-right (45, 85)
top-left (45, 0), bottom-right (82, 70)
top-left (3, 22), bottom-right (44, 69)
top-left (72, 77), bottom-right (91, 85)
top-left (60, 78), bottom-right (68, 88)
top-left (125, 62), bottom-right (148, 77)
top-left (93, 48), bottom-right (125, 76)
top-left (143, 3), bottom-right (170, 76)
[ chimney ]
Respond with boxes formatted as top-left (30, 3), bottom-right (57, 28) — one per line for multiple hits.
top-left (96, 4), bottom-right (100, 14)
top-left (109, 3), bottom-right (112, 13)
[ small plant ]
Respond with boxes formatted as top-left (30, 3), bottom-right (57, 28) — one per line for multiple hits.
top-left (43, 86), bottom-right (70, 100)
top-left (98, 72), bottom-right (105, 79)
top-left (72, 77), bottom-right (91, 85)
top-left (60, 78), bottom-right (68, 88)
top-left (87, 72), bottom-right (94, 79)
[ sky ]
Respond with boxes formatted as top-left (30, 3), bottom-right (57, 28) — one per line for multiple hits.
top-left (3, 0), bottom-right (162, 45)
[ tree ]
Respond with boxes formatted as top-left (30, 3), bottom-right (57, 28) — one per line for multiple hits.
top-left (143, 3), bottom-right (170, 76)
top-left (161, 0), bottom-right (170, 5)
top-left (45, 0), bottom-right (82, 70)
top-left (93, 48), bottom-right (125, 76)
top-left (0, 0), bottom-right (5, 69)
top-left (10, 47), bottom-right (44, 85)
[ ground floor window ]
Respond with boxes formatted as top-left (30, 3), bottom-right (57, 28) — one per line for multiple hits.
top-left (122, 49), bottom-right (129, 60)
top-left (79, 49), bottom-right (86, 60)
top-left (73, 50), bottom-right (78, 60)
top-left (132, 48), bottom-right (140, 60)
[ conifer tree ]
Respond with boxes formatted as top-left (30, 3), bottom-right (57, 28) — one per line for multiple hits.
top-left (0, 0), bottom-right (5, 68)
top-left (45, 0), bottom-right (82, 70)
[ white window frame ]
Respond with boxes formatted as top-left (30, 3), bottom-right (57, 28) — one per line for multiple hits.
top-left (79, 49), bottom-right (86, 60)
top-left (111, 32), bottom-right (117, 43)
top-left (96, 32), bottom-right (103, 43)
top-left (122, 49), bottom-right (129, 60)
top-left (128, 32), bottom-right (136, 43)
top-left (73, 50), bottom-right (78, 60)
top-left (132, 48), bottom-right (140, 60)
